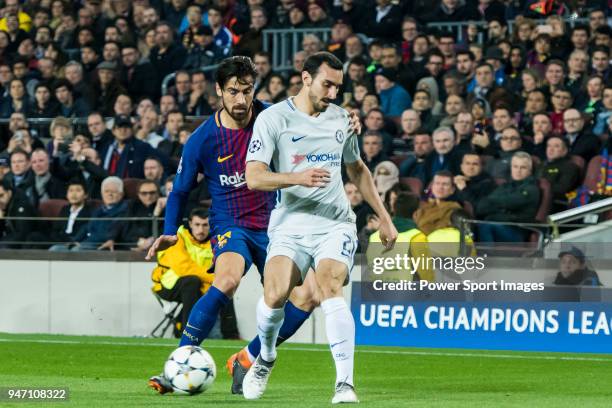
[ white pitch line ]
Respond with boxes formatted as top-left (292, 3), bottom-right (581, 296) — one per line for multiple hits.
top-left (0, 337), bottom-right (610, 362)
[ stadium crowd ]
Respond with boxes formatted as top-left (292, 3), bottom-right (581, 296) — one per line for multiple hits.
top-left (0, 0), bottom-right (610, 249)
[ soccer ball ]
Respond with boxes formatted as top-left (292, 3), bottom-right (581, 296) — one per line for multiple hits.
top-left (163, 345), bottom-right (216, 395)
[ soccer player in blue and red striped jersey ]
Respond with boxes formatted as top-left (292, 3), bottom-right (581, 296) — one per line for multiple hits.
top-left (146, 56), bottom-right (327, 395)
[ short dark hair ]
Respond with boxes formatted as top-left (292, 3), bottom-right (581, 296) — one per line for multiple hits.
top-left (571, 24), bottom-right (590, 36)
top-left (10, 148), bottom-right (30, 161)
top-left (475, 62), bottom-right (494, 72)
top-left (302, 51), bottom-right (343, 78)
top-left (144, 156), bottom-right (163, 167)
top-left (215, 55), bottom-right (257, 89)
top-left (54, 79), bottom-right (73, 93)
top-left (434, 170), bottom-right (454, 181)
top-left (394, 192), bottom-right (420, 218)
top-left (67, 178), bottom-right (88, 191)
top-left (592, 45), bottom-right (610, 56)
top-left (456, 49), bottom-right (475, 61)
top-left (189, 207), bottom-right (209, 220)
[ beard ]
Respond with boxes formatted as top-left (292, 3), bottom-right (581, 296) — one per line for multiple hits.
top-left (222, 98), bottom-right (252, 122)
top-left (308, 89), bottom-right (331, 113)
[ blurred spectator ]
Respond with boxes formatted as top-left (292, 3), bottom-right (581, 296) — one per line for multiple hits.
top-left (103, 115), bottom-right (161, 179)
top-left (55, 143), bottom-right (107, 201)
top-left (92, 61), bottom-right (125, 116)
top-left (4, 148), bottom-right (34, 204)
top-left (119, 44), bottom-right (159, 102)
top-left (0, 78), bottom-right (30, 118)
top-left (392, 109), bottom-right (421, 155)
top-left (454, 152), bottom-right (496, 209)
top-left (55, 79), bottom-right (91, 117)
top-left (549, 86), bottom-right (572, 136)
top-left (47, 180), bottom-right (94, 250)
top-left (345, 181), bottom-right (373, 233)
top-left (207, 6), bottom-right (232, 57)
top-left (452, 111), bottom-right (475, 155)
top-left (554, 247), bottom-right (601, 286)
top-left (562, 109), bottom-right (600, 164)
top-left (301, 34), bottom-right (323, 57)
top-left (253, 51), bottom-right (273, 93)
top-left (593, 86), bottom-right (612, 137)
top-left (373, 161), bottom-right (399, 199)
top-left (135, 108), bottom-right (164, 148)
top-left (485, 126), bottom-right (525, 181)
top-left (307, 0), bottom-right (334, 28)
top-left (68, 176), bottom-right (128, 251)
top-left (30, 148), bottom-right (66, 207)
top-left (183, 26), bottom-right (225, 70)
top-left (537, 136), bottom-right (580, 211)
top-left (0, 0), bottom-right (32, 33)
top-left (0, 177), bottom-right (38, 249)
top-left (234, 6), bottom-right (268, 58)
top-left (424, 0), bottom-right (476, 23)
top-left (29, 83), bottom-right (59, 118)
top-left (361, 130), bottom-right (388, 172)
top-left (364, 108), bottom-right (393, 153)
top-left (87, 112), bottom-right (113, 156)
top-left (363, 0), bottom-right (402, 42)
top-left (399, 132), bottom-right (433, 182)
top-left (158, 110), bottom-right (184, 172)
top-left (99, 180), bottom-right (165, 251)
top-left (476, 152), bottom-right (540, 243)
top-left (531, 113), bottom-right (554, 160)
top-left (374, 68), bottom-right (412, 118)
top-left (171, 70), bottom-right (192, 114)
top-left (144, 157), bottom-right (166, 187)
top-left (149, 22), bottom-right (187, 85)
top-left (413, 171), bottom-right (462, 235)
top-left (424, 127), bottom-right (461, 184)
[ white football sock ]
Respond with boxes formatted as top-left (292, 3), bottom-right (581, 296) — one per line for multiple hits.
top-left (321, 297), bottom-right (355, 387)
top-left (256, 297), bottom-right (284, 362)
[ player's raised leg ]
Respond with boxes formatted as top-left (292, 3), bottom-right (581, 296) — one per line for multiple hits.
top-left (242, 255), bottom-right (302, 400)
top-left (316, 258), bottom-right (359, 404)
top-left (148, 251), bottom-right (245, 394)
top-left (228, 270), bottom-right (320, 394)
top-left (180, 252), bottom-right (245, 345)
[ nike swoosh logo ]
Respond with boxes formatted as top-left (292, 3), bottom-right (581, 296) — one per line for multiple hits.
top-left (330, 339), bottom-right (347, 348)
top-left (292, 136), bottom-right (306, 142)
top-left (217, 154), bottom-right (233, 163)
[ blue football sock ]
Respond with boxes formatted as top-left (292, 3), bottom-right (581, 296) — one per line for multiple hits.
top-left (247, 301), bottom-right (311, 358)
top-left (180, 286), bottom-right (229, 346)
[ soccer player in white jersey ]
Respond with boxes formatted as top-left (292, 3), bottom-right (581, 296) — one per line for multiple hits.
top-left (242, 52), bottom-right (398, 404)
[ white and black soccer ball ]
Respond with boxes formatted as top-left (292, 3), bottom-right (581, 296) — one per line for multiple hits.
top-left (163, 345), bottom-right (216, 395)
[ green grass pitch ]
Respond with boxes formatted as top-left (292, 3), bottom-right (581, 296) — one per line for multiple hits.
top-left (0, 333), bottom-right (611, 407)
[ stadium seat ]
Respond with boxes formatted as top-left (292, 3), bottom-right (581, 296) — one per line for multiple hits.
top-left (89, 199), bottom-right (103, 209)
top-left (123, 178), bottom-right (143, 200)
top-left (38, 199), bottom-right (68, 218)
top-left (569, 154), bottom-right (586, 182)
top-left (150, 291), bottom-right (182, 339)
top-left (534, 178), bottom-right (552, 223)
top-left (390, 155), bottom-right (408, 168)
top-left (583, 155), bottom-right (602, 192)
top-left (527, 178), bottom-right (552, 244)
top-left (399, 177), bottom-right (423, 195)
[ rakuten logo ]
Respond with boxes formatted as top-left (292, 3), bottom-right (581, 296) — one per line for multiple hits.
top-left (220, 172), bottom-right (246, 187)
top-left (306, 153), bottom-right (341, 163)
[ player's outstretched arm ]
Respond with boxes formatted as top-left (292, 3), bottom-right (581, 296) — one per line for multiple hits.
top-left (146, 235), bottom-right (178, 260)
top-left (345, 159), bottom-right (398, 249)
top-left (246, 161), bottom-right (331, 191)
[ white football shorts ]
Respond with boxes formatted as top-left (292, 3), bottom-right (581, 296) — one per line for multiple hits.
top-left (266, 222), bottom-right (358, 280)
